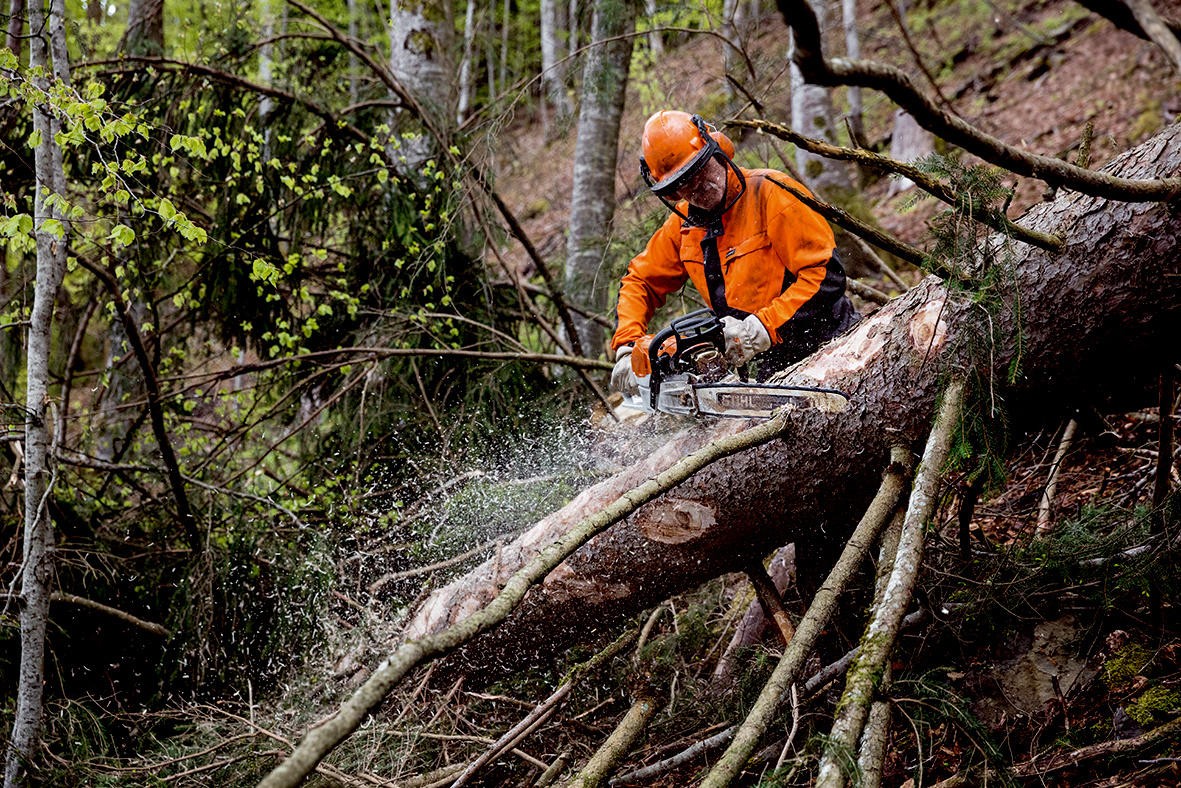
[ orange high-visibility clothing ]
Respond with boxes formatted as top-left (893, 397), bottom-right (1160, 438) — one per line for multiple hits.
top-left (611, 168), bottom-right (849, 360)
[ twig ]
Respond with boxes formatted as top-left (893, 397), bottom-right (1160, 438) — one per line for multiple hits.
top-left (699, 443), bottom-right (914, 788)
top-left (814, 379), bottom-right (964, 788)
top-left (773, 684), bottom-right (800, 770)
top-left (731, 118), bottom-right (1065, 252)
top-left (260, 411), bottom-right (802, 788)
top-left (448, 626), bottom-right (640, 788)
top-left (775, 0), bottom-right (1181, 201)
top-left (609, 611), bottom-right (927, 787)
top-left (49, 591), bottom-right (169, 636)
top-left (1014, 715), bottom-right (1181, 775)
top-left (368, 540), bottom-right (499, 595)
top-left (1037, 418), bottom-right (1078, 532)
top-left (566, 693), bottom-right (661, 788)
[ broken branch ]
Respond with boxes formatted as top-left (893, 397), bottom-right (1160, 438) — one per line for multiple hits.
top-left (814, 379), bottom-right (964, 788)
top-left (259, 409), bottom-right (803, 788)
top-left (700, 443), bottom-right (913, 788)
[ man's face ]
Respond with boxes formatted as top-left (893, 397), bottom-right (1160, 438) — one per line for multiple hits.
top-left (672, 156), bottom-right (727, 211)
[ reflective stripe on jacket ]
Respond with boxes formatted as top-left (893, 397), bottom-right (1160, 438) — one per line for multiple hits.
top-left (611, 168), bottom-right (845, 354)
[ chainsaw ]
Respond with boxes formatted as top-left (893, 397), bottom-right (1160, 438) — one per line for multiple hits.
top-left (619, 308), bottom-right (849, 419)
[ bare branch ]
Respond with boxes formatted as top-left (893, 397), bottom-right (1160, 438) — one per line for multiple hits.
top-left (776, 0), bottom-right (1181, 201)
top-left (731, 118), bottom-right (1066, 252)
top-left (258, 409), bottom-right (808, 788)
top-left (700, 444), bottom-right (913, 788)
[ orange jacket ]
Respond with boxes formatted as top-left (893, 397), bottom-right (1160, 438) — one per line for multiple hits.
top-left (611, 168), bottom-right (842, 353)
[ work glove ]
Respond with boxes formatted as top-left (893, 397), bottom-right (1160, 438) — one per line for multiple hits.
top-left (610, 345), bottom-right (639, 396)
top-left (721, 314), bottom-right (772, 367)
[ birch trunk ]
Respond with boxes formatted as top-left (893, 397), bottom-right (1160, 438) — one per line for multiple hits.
top-left (722, 0), bottom-right (746, 102)
top-left (563, 0), bottom-right (636, 360)
top-left (4, 0), bottom-right (69, 783)
top-left (405, 122), bottom-right (1181, 679)
top-left (789, 0), bottom-right (853, 196)
top-left (457, 0), bottom-right (477, 123)
top-left (389, 0), bottom-right (455, 172)
top-left (644, 0), bottom-right (662, 56)
top-left (540, 0), bottom-right (572, 122)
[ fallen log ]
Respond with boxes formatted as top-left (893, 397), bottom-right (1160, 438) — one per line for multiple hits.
top-left (404, 122), bottom-right (1181, 680)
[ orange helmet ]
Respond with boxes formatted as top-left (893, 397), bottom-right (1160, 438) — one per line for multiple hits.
top-left (640, 111), bottom-right (736, 197)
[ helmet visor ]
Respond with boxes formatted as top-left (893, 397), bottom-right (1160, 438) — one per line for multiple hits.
top-left (647, 140), bottom-right (717, 197)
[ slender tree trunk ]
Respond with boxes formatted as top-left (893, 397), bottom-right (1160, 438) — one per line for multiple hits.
top-left (118, 0), bottom-right (163, 54)
top-left (722, 0), bottom-right (746, 102)
top-left (457, 0), bottom-right (477, 123)
top-left (347, 0), bottom-right (359, 105)
top-left (86, 0), bottom-right (100, 23)
top-left (406, 123), bottom-right (1181, 679)
top-left (789, 0), bottom-right (854, 196)
top-left (563, 0), bottom-right (636, 360)
top-left (6, 0), bottom-right (26, 60)
top-left (644, 0), bottom-right (662, 55)
top-left (389, 0), bottom-right (456, 172)
top-left (841, 0), bottom-right (863, 144)
top-left (540, 0), bottom-right (572, 124)
top-left (5, 1), bottom-right (70, 784)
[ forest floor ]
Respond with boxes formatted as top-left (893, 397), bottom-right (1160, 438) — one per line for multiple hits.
top-left (68, 1), bottom-right (1181, 786)
top-left (466, 0), bottom-right (1181, 785)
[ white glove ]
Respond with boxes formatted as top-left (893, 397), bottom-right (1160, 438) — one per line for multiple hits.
top-left (610, 345), bottom-right (639, 396)
top-left (721, 314), bottom-right (772, 367)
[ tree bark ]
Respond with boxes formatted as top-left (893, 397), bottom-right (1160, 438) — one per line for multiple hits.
top-left (540, 0), bottom-right (572, 122)
top-left (563, 0), bottom-right (635, 360)
top-left (389, 0), bottom-right (455, 172)
top-left (404, 122), bottom-right (1181, 680)
top-left (5, 1), bottom-right (69, 784)
top-left (118, 0), bottom-right (163, 55)
top-left (457, 0), bottom-right (477, 124)
top-left (7, 0), bottom-right (26, 60)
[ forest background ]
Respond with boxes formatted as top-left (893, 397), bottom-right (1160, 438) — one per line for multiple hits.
top-left (1, 0), bottom-right (1180, 786)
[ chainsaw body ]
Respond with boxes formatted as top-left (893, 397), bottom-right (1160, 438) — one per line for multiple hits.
top-left (620, 308), bottom-right (849, 419)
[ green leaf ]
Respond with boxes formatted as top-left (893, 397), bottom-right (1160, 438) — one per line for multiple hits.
top-left (40, 218), bottom-right (64, 239)
top-left (108, 224), bottom-right (135, 247)
top-left (28, 129), bottom-right (42, 149)
top-left (158, 198), bottom-right (176, 221)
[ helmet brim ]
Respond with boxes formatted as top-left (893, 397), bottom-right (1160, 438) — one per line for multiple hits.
top-left (647, 138), bottom-right (718, 197)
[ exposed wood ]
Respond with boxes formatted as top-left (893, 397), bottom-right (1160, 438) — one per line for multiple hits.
top-left (1038, 418), bottom-right (1079, 532)
top-left (743, 558), bottom-right (796, 645)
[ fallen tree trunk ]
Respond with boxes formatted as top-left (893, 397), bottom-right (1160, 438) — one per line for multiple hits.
top-left (405, 123), bottom-right (1181, 678)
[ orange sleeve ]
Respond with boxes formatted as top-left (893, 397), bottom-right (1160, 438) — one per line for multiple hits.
top-left (754, 175), bottom-right (837, 341)
top-left (610, 215), bottom-right (689, 352)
